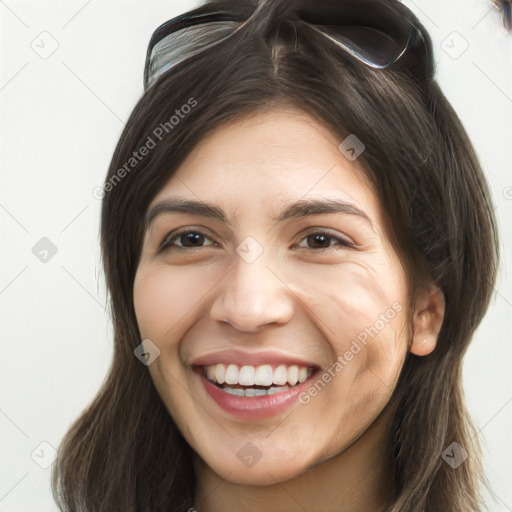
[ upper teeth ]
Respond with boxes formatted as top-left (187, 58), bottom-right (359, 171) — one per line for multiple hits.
top-left (204, 363), bottom-right (312, 386)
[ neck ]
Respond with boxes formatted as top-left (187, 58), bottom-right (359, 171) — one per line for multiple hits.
top-left (193, 403), bottom-right (395, 512)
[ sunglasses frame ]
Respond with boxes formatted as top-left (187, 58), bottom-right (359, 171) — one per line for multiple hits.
top-left (144, 0), bottom-right (431, 90)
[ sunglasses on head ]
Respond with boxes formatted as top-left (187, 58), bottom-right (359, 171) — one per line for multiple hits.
top-left (493, 0), bottom-right (512, 32)
top-left (144, 0), bottom-right (432, 90)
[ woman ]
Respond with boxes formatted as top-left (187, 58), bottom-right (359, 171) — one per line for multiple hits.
top-left (51, 0), bottom-right (499, 510)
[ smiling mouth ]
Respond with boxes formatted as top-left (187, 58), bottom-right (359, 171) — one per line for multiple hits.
top-left (194, 363), bottom-right (316, 397)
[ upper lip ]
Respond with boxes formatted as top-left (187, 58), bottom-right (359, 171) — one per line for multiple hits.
top-left (190, 349), bottom-right (320, 369)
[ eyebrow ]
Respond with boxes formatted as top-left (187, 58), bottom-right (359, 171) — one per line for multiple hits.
top-left (145, 197), bottom-right (372, 229)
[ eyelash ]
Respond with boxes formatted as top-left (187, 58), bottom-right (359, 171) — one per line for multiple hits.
top-left (159, 228), bottom-right (355, 253)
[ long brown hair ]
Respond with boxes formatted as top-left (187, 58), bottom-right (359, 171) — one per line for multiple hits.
top-left (51, 0), bottom-right (499, 510)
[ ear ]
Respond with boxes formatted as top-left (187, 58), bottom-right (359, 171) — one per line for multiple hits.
top-left (410, 282), bottom-right (445, 356)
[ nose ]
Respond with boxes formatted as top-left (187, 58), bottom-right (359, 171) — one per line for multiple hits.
top-left (209, 251), bottom-right (295, 332)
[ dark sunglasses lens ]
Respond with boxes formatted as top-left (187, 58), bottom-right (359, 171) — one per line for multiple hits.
top-left (320, 25), bottom-right (404, 67)
top-left (149, 13), bottom-right (243, 51)
top-left (145, 14), bottom-right (242, 88)
top-left (499, 2), bottom-right (512, 32)
top-left (297, 0), bottom-right (423, 70)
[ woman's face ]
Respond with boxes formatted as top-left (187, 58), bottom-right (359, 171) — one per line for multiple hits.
top-left (133, 107), bottom-right (413, 485)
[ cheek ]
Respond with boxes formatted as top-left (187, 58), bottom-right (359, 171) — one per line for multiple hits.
top-left (294, 259), bottom-right (409, 404)
top-left (296, 259), bottom-right (408, 344)
top-left (133, 263), bottom-right (213, 340)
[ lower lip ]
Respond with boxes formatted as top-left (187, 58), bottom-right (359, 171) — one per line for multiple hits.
top-left (199, 372), bottom-right (316, 420)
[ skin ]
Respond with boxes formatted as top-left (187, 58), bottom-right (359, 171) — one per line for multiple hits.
top-left (133, 106), bottom-right (445, 512)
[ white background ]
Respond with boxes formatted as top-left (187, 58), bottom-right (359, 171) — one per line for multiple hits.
top-left (1, 1), bottom-right (511, 510)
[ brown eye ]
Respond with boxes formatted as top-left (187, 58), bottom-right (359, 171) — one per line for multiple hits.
top-left (297, 231), bottom-right (354, 251)
top-left (160, 229), bottom-right (216, 251)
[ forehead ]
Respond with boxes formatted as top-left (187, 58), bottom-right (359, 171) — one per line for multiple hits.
top-left (149, 106), bottom-right (380, 223)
